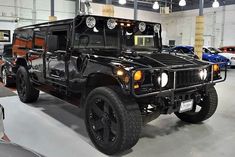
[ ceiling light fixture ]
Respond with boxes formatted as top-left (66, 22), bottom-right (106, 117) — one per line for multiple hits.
top-left (119, 0), bottom-right (126, 5)
top-left (179, 0), bottom-right (186, 7)
top-left (153, 1), bottom-right (160, 10)
top-left (212, 0), bottom-right (220, 8)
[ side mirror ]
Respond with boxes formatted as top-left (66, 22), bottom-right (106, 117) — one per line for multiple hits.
top-left (47, 35), bottom-right (58, 52)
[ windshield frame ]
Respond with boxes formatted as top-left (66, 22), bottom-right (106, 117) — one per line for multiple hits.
top-left (71, 16), bottom-right (162, 54)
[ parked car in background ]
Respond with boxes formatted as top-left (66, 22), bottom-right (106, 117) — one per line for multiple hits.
top-left (172, 46), bottom-right (230, 68)
top-left (204, 47), bottom-right (235, 68)
top-left (170, 46), bottom-right (199, 59)
top-left (219, 46), bottom-right (235, 54)
top-left (0, 44), bottom-right (16, 86)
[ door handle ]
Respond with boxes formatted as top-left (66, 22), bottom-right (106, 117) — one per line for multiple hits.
top-left (46, 52), bottom-right (53, 56)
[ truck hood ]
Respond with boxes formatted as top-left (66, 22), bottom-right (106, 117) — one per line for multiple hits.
top-left (91, 53), bottom-right (202, 69)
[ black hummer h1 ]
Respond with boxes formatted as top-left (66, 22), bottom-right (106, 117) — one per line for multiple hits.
top-left (13, 15), bottom-right (226, 155)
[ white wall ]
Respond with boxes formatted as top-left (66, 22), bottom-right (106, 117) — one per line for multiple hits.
top-left (90, 3), bottom-right (162, 23)
top-left (161, 4), bottom-right (235, 47)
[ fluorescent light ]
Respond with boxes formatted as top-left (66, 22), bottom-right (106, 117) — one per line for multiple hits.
top-left (179, 0), bottom-right (186, 7)
top-left (153, 1), bottom-right (160, 10)
top-left (119, 0), bottom-right (126, 5)
top-left (212, 0), bottom-right (220, 8)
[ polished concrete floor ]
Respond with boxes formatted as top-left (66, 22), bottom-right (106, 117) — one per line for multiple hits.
top-left (0, 69), bottom-right (235, 157)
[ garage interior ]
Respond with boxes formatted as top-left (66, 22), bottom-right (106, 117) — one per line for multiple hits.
top-left (0, 0), bottom-right (235, 157)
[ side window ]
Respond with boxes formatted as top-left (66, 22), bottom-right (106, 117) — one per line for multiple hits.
top-left (34, 28), bottom-right (46, 50)
top-left (52, 30), bottom-right (67, 50)
top-left (13, 29), bottom-right (33, 57)
top-left (204, 48), bottom-right (209, 53)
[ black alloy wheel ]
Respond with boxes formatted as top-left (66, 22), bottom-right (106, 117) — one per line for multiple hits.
top-left (88, 97), bottom-right (119, 146)
top-left (85, 87), bottom-right (142, 155)
top-left (16, 66), bottom-right (39, 103)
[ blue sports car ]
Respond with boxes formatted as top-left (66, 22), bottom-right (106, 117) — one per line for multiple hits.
top-left (172, 46), bottom-right (230, 68)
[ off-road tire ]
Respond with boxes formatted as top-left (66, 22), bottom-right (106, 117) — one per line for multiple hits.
top-left (175, 86), bottom-right (218, 123)
top-left (16, 66), bottom-right (39, 103)
top-left (85, 86), bottom-right (142, 155)
top-left (1, 67), bottom-right (10, 87)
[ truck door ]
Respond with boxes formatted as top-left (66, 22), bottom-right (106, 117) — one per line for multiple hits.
top-left (29, 27), bottom-right (47, 83)
top-left (45, 26), bottom-right (69, 84)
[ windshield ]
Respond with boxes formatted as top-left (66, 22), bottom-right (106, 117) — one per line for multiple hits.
top-left (73, 17), bottom-right (161, 53)
top-left (208, 47), bottom-right (222, 54)
top-left (122, 24), bottom-right (159, 51)
top-left (74, 20), bottom-right (119, 49)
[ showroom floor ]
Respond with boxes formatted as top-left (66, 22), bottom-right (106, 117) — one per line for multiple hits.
top-left (0, 70), bottom-right (235, 157)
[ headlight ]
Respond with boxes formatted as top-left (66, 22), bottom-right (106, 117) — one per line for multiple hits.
top-left (133, 70), bottom-right (143, 81)
top-left (115, 68), bottom-right (129, 84)
top-left (157, 72), bottom-right (168, 87)
top-left (199, 69), bottom-right (208, 80)
top-left (231, 57), bottom-right (235, 60)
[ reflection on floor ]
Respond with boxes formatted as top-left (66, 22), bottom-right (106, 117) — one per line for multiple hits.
top-left (0, 69), bottom-right (235, 157)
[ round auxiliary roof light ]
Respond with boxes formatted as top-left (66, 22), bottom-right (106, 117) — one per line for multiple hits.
top-left (139, 22), bottom-right (146, 32)
top-left (86, 16), bottom-right (96, 28)
top-left (107, 19), bottom-right (117, 30)
top-left (154, 24), bottom-right (161, 33)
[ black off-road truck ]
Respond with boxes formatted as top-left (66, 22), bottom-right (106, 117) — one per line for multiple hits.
top-left (13, 15), bottom-right (226, 155)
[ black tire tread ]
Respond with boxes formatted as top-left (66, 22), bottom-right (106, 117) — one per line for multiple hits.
top-left (16, 66), bottom-right (39, 103)
top-left (175, 86), bottom-right (218, 123)
top-left (85, 86), bottom-right (142, 155)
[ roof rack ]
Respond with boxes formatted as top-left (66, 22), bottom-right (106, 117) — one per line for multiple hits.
top-left (15, 18), bottom-right (74, 30)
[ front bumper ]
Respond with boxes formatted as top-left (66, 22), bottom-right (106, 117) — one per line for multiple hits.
top-left (130, 63), bottom-right (227, 98)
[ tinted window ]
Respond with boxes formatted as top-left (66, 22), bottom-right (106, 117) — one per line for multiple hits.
top-left (52, 31), bottom-right (67, 50)
top-left (34, 28), bottom-right (46, 50)
top-left (74, 20), bottom-right (119, 49)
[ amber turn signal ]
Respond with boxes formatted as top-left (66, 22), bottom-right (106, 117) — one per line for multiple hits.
top-left (213, 64), bottom-right (220, 72)
top-left (134, 71), bottom-right (143, 81)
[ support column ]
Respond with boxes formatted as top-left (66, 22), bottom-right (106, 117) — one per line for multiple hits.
top-left (76, 0), bottom-right (81, 15)
top-left (49, 0), bottom-right (57, 22)
top-left (220, 2), bottom-right (226, 47)
top-left (134, 0), bottom-right (138, 20)
top-left (194, 0), bottom-right (204, 59)
top-left (102, 0), bottom-right (114, 17)
top-left (32, 0), bottom-right (36, 24)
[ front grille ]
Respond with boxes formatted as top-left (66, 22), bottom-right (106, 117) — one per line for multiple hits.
top-left (176, 70), bottom-right (204, 88)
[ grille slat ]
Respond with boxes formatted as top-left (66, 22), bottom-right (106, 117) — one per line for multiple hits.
top-left (176, 70), bottom-right (202, 88)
